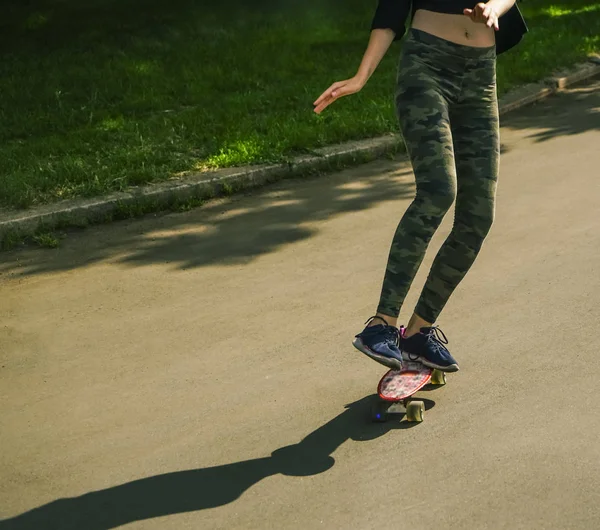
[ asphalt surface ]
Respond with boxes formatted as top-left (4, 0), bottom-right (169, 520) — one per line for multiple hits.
top-left (1, 78), bottom-right (599, 530)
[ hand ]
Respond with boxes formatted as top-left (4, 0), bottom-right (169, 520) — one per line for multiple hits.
top-left (463, 3), bottom-right (500, 31)
top-left (313, 76), bottom-right (365, 114)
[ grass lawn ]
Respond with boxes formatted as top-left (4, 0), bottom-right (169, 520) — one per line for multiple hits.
top-left (1, 0), bottom-right (599, 210)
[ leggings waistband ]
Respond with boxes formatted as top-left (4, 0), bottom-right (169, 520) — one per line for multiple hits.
top-left (406, 28), bottom-right (497, 60)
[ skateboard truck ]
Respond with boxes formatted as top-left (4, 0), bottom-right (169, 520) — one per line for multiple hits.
top-left (371, 364), bottom-right (447, 423)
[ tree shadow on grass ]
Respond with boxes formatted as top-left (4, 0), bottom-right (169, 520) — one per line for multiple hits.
top-left (1, 0), bottom-right (362, 52)
top-left (0, 395), bottom-right (435, 530)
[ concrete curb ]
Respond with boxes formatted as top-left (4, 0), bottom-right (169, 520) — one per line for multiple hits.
top-left (2, 57), bottom-right (600, 247)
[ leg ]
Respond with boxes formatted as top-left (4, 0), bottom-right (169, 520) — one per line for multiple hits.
top-left (353, 33), bottom-right (473, 371)
top-left (414, 57), bottom-right (500, 324)
top-left (376, 48), bottom-right (457, 320)
top-left (401, 55), bottom-right (498, 372)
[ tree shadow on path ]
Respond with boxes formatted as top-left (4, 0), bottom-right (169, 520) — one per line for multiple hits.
top-left (0, 163), bottom-right (415, 277)
top-left (500, 77), bottom-right (600, 143)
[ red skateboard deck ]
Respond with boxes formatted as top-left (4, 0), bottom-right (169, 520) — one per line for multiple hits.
top-left (378, 362), bottom-right (432, 402)
top-left (372, 362), bottom-right (446, 423)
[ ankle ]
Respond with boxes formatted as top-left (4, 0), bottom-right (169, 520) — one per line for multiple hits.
top-left (402, 327), bottom-right (420, 339)
top-left (368, 313), bottom-right (397, 328)
top-left (404, 313), bottom-right (432, 338)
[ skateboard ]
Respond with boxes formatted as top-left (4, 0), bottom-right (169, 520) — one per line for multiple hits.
top-left (371, 361), bottom-right (447, 423)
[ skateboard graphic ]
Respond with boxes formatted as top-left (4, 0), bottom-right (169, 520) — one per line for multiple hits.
top-left (371, 361), bottom-right (447, 423)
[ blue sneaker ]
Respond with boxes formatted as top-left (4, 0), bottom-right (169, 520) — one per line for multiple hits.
top-left (353, 316), bottom-right (403, 370)
top-left (400, 326), bottom-right (459, 372)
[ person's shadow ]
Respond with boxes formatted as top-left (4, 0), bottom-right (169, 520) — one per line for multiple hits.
top-left (1, 395), bottom-right (435, 530)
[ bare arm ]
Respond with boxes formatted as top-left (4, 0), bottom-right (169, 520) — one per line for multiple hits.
top-left (313, 29), bottom-right (396, 114)
top-left (355, 28), bottom-right (397, 84)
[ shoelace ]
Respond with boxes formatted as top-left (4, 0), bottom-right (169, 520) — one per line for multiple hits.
top-left (422, 326), bottom-right (449, 354)
top-left (383, 325), bottom-right (401, 347)
top-left (364, 316), bottom-right (400, 346)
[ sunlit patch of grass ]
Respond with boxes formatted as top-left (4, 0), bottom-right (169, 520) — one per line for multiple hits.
top-left (543, 5), bottom-right (600, 17)
top-left (0, 0), bottom-right (599, 210)
top-left (202, 138), bottom-right (271, 169)
top-left (98, 116), bottom-right (126, 131)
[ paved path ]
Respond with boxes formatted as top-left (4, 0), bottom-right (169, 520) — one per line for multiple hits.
top-left (1, 78), bottom-right (599, 530)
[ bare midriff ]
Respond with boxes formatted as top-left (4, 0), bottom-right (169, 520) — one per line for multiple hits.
top-left (411, 9), bottom-right (496, 47)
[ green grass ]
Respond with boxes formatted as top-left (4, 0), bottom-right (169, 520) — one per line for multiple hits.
top-left (32, 232), bottom-right (60, 249)
top-left (1, 0), bottom-right (599, 210)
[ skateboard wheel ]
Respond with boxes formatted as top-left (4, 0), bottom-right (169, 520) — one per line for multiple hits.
top-left (430, 369), bottom-right (447, 386)
top-left (406, 400), bottom-right (425, 422)
top-left (371, 401), bottom-right (390, 423)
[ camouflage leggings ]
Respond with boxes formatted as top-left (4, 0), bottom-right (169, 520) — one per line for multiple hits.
top-left (377, 28), bottom-right (499, 323)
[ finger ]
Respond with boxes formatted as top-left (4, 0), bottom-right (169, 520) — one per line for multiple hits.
top-left (317, 81), bottom-right (353, 108)
top-left (494, 19), bottom-right (500, 31)
top-left (313, 91), bottom-right (328, 106)
top-left (313, 93), bottom-right (327, 106)
top-left (331, 86), bottom-right (349, 98)
top-left (313, 82), bottom-right (343, 106)
top-left (314, 98), bottom-right (333, 114)
top-left (316, 84), bottom-right (352, 112)
top-left (485, 10), bottom-right (498, 29)
top-left (313, 87), bottom-right (337, 106)
top-left (315, 90), bottom-right (341, 113)
top-left (313, 98), bottom-right (327, 114)
top-left (464, 8), bottom-right (477, 22)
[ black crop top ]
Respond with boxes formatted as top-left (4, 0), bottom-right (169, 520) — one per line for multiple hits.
top-left (371, 0), bottom-right (528, 54)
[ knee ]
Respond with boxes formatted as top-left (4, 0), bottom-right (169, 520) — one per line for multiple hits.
top-left (456, 209), bottom-right (495, 249)
top-left (415, 183), bottom-right (456, 218)
top-left (471, 202), bottom-right (495, 240)
top-left (478, 210), bottom-right (495, 238)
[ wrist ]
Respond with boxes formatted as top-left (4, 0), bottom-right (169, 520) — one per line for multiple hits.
top-left (354, 71), bottom-right (370, 86)
top-left (485, 0), bottom-right (515, 17)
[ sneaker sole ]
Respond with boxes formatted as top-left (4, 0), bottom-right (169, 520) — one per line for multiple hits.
top-left (402, 352), bottom-right (459, 373)
top-left (352, 337), bottom-right (403, 371)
